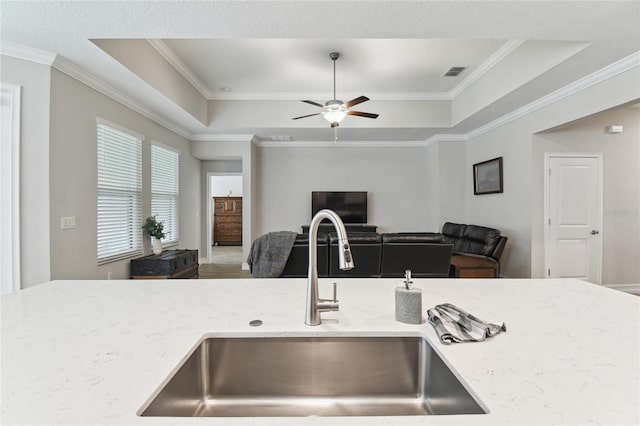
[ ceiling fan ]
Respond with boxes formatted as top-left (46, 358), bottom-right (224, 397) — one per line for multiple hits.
top-left (292, 52), bottom-right (379, 128)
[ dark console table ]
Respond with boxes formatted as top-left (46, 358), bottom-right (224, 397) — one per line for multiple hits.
top-left (301, 224), bottom-right (377, 234)
top-left (130, 249), bottom-right (199, 279)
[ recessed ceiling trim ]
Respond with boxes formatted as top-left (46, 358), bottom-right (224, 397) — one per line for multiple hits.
top-left (209, 91), bottom-right (452, 101)
top-left (424, 134), bottom-right (468, 148)
top-left (256, 140), bottom-right (430, 148)
top-left (0, 40), bottom-right (56, 66)
top-left (467, 50), bottom-right (640, 140)
top-left (449, 39), bottom-right (525, 98)
top-left (149, 38), bottom-right (524, 102)
top-left (147, 39), bottom-right (211, 99)
top-left (189, 133), bottom-right (256, 142)
top-left (52, 55), bottom-right (191, 139)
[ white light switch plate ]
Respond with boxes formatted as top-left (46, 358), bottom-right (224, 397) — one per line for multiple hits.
top-left (61, 216), bottom-right (77, 230)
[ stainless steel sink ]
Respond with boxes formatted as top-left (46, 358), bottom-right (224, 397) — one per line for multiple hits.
top-left (139, 336), bottom-right (487, 417)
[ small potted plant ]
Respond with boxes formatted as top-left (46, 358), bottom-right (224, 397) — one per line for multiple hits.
top-left (142, 215), bottom-right (165, 255)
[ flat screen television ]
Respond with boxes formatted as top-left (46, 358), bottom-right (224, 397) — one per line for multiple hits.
top-left (311, 191), bottom-right (367, 224)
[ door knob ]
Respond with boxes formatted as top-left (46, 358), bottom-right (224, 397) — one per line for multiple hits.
top-left (591, 230), bottom-right (600, 235)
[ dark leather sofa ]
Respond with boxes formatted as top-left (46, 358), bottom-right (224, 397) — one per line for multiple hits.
top-left (329, 232), bottom-right (382, 277)
top-left (281, 232), bottom-right (452, 278)
top-left (279, 223), bottom-right (506, 279)
top-left (441, 222), bottom-right (508, 277)
top-left (279, 233), bottom-right (329, 278)
top-left (380, 233), bottom-right (452, 278)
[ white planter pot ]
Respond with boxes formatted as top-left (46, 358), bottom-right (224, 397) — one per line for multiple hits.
top-left (151, 237), bottom-right (163, 255)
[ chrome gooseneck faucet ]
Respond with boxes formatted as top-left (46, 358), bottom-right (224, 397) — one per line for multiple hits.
top-left (305, 209), bottom-right (354, 325)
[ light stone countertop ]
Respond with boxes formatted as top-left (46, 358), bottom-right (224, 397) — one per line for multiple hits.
top-left (1, 278), bottom-right (639, 425)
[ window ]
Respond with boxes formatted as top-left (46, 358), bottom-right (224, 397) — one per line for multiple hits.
top-left (97, 120), bottom-right (142, 263)
top-left (151, 144), bottom-right (179, 245)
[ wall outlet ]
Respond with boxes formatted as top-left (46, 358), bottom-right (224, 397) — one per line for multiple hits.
top-left (61, 216), bottom-right (77, 230)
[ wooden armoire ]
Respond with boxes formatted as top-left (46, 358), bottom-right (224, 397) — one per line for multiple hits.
top-left (213, 196), bottom-right (242, 245)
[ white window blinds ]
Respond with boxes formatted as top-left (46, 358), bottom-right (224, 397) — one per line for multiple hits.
top-left (97, 122), bottom-right (142, 263)
top-left (151, 144), bottom-right (179, 244)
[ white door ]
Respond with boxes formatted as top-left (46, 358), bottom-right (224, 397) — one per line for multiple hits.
top-left (545, 154), bottom-right (602, 284)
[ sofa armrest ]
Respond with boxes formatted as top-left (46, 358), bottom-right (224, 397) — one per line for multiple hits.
top-left (491, 236), bottom-right (508, 261)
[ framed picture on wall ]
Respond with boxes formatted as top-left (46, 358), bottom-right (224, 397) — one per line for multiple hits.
top-left (473, 156), bottom-right (503, 195)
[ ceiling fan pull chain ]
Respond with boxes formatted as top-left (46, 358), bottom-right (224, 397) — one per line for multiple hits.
top-left (334, 127), bottom-right (338, 144)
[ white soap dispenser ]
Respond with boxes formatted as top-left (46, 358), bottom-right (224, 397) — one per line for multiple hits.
top-left (395, 269), bottom-right (423, 324)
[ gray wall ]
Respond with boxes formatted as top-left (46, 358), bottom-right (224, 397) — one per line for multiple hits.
top-left (254, 145), bottom-right (437, 236)
top-left (533, 106), bottom-right (640, 284)
top-left (48, 68), bottom-right (201, 280)
top-left (0, 55), bottom-right (52, 288)
top-left (467, 67), bottom-right (640, 279)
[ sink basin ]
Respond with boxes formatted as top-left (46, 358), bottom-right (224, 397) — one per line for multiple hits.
top-left (139, 335), bottom-right (487, 417)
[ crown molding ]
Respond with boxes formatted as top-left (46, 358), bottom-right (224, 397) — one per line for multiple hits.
top-left (146, 39), bottom-right (211, 99)
top-left (466, 50), bottom-right (640, 141)
top-left (0, 40), bottom-right (56, 65)
top-left (52, 56), bottom-right (191, 139)
top-left (450, 39), bottom-right (524, 98)
top-left (254, 140), bottom-right (430, 148)
top-left (0, 41), bottom-right (191, 140)
top-left (189, 133), bottom-right (256, 142)
top-left (6, 39), bottom-right (636, 151)
top-left (146, 39), bottom-right (523, 103)
top-left (146, 40), bottom-right (452, 101)
top-left (208, 91), bottom-right (452, 101)
top-left (424, 134), bottom-right (469, 148)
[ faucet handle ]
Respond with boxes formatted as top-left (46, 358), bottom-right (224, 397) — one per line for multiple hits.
top-left (332, 282), bottom-right (338, 303)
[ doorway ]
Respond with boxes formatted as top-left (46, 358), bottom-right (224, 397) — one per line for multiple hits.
top-left (544, 153), bottom-right (603, 284)
top-left (207, 174), bottom-right (243, 264)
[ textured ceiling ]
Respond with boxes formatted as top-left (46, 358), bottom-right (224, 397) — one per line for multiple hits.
top-left (1, 1), bottom-right (639, 142)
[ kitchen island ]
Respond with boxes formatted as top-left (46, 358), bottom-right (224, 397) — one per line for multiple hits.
top-left (1, 278), bottom-right (639, 425)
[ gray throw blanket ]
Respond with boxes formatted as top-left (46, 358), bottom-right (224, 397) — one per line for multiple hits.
top-left (247, 231), bottom-right (298, 278)
top-left (427, 303), bottom-right (506, 344)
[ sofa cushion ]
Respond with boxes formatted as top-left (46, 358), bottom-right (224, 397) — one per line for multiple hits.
top-left (457, 225), bottom-right (502, 257)
top-left (294, 233), bottom-right (327, 245)
top-left (381, 233), bottom-right (444, 244)
top-left (441, 222), bottom-right (466, 247)
top-left (380, 242), bottom-right (452, 278)
top-left (328, 232), bottom-right (381, 244)
top-left (328, 232), bottom-right (382, 277)
top-left (281, 233), bottom-right (328, 277)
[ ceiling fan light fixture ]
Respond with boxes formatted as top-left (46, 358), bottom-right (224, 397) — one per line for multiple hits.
top-left (323, 101), bottom-right (347, 124)
top-left (291, 52), bottom-right (378, 128)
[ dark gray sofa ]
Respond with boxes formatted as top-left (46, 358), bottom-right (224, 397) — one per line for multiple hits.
top-left (380, 233), bottom-right (453, 278)
top-left (280, 232), bottom-right (452, 278)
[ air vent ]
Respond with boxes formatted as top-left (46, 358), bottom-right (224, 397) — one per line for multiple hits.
top-left (444, 67), bottom-right (466, 77)
top-left (270, 136), bottom-right (292, 142)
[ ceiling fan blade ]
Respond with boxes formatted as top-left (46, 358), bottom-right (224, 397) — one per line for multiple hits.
top-left (292, 113), bottom-right (322, 120)
top-left (348, 110), bottom-right (379, 119)
top-left (302, 100), bottom-right (324, 108)
top-left (344, 96), bottom-right (369, 109)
